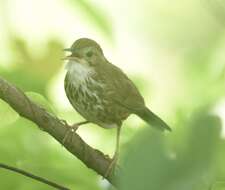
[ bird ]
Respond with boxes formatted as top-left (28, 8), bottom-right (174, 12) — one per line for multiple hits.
top-left (63, 38), bottom-right (171, 176)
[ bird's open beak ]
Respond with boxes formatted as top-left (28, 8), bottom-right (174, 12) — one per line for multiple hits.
top-left (63, 48), bottom-right (72, 52)
top-left (63, 48), bottom-right (74, 60)
top-left (62, 54), bottom-right (81, 62)
top-left (62, 55), bottom-right (71, 60)
top-left (62, 48), bottom-right (81, 62)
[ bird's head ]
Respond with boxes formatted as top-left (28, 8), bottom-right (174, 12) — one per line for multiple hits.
top-left (64, 38), bottom-right (105, 67)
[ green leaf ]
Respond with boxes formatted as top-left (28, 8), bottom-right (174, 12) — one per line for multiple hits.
top-left (0, 99), bottom-right (19, 127)
top-left (120, 112), bottom-right (221, 190)
top-left (25, 92), bottom-right (56, 115)
top-left (211, 182), bottom-right (225, 190)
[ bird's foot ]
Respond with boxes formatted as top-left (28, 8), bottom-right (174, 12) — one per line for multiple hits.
top-left (62, 122), bottom-right (80, 145)
top-left (103, 154), bottom-right (118, 178)
top-left (61, 120), bottom-right (89, 145)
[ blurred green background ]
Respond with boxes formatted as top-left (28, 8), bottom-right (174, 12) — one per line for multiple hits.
top-left (0, 0), bottom-right (225, 189)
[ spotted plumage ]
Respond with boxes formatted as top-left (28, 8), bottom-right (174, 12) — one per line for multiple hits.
top-left (64, 59), bottom-right (130, 128)
top-left (64, 38), bottom-right (171, 132)
top-left (64, 38), bottom-right (171, 177)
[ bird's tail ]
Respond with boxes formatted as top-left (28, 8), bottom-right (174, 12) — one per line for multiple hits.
top-left (136, 107), bottom-right (171, 131)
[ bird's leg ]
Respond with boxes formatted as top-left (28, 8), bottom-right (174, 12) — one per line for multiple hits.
top-left (62, 121), bottom-right (89, 144)
top-left (104, 125), bottom-right (121, 178)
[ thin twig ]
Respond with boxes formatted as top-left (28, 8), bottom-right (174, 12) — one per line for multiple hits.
top-left (0, 163), bottom-right (70, 190)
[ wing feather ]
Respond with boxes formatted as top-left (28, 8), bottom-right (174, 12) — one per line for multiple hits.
top-left (95, 61), bottom-right (145, 112)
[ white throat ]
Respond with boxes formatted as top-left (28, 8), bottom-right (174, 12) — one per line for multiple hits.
top-left (66, 60), bottom-right (94, 87)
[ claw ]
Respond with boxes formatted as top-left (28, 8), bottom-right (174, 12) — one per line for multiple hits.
top-left (103, 154), bottom-right (118, 178)
top-left (62, 124), bottom-right (79, 145)
top-left (61, 120), bottom-right (89, 145)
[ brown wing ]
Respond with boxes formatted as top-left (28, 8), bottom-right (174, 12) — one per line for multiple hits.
top-left (95, 61), bottom-right (145, 113)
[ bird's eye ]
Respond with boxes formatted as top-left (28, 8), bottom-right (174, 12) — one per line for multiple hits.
top-left (86, 51), bottom-right (93, 57)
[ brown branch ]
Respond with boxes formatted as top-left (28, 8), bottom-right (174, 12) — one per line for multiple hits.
top-left (0, 77), bottom-right (117, 186)
top-left (0, 163), bottom-right (70, 190)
